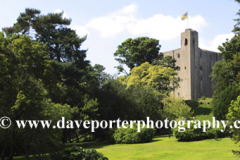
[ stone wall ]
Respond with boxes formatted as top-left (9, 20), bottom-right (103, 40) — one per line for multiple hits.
top-left (162, 29), bottom-right (222, 100)
top-left (199, 49), bottom-right (222, 98)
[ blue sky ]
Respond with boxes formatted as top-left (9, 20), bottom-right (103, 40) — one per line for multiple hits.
top-left (1, 0), bottom-right (239, 75)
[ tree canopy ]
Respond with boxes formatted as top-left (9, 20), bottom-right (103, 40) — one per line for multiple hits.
top-left (114, 37), bottom-right (161, 74)
top-left (126, 62), bottom-right (180, 95)
top-left (0, 33), bottom-right (78, 159)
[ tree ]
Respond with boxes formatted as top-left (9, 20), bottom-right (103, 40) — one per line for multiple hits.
top-left (210, 60), bottom-right (231, 98)
top-left (215, 85), bottom-right (240, 120)
top-left (152, 54), bottom-right (179, 71)
top-left (210, 35), bottom-right (240, 120)
top-left (233, 0), bottom-right (240, 33)
top-left (212, 85), bottom-right (240, 120)
top-left (162, 95), bottom-right (193, 121)
top-left (114, 37), bottom-right (161, 74)
top-left (126, 62), bottom-right (180, 95)
top-left (226, 95), bottom-right (240, 157)
top-left (0, 33), bottom-right (77, 159)
top-left (210, 34), bottom-right (240, 116)
top-left (3, 8), bottom-right (101, 143)
top-left (127, 85), bottom-right (164, 121)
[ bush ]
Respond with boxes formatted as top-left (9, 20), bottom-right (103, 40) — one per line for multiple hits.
top-left (201, 96), bottom-right (206, 100)
top-left (113, 123), bottom-right (155, 144)
top-left (162, 95), bottom-right (193, 120)
top-left (227, 96), bottom-right (240, 155)
top-left (172, 122), bottom-right (228, 141)
top-left (105, 129), bottom-right (115, 143)
top-left (50, 146), bottom-right (108, 160)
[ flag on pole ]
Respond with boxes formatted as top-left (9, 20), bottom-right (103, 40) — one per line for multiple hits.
top-left (181, 12), bottom-right (188, 20)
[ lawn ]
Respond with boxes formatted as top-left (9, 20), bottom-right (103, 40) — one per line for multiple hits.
top-left (12, 135), bottom-right (240, 160)
top-left (79, 135), bottom-right (240, 160)
top-left (185, 97), bottom-right (213, 121)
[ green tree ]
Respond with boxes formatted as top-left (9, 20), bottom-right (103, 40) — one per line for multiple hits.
top-left (3, 8), bottom-right (101, 143)
top-left (210, 60), bottom-right (231, 97)
top-left (152, 54), bottom-right (179, 71)
top-left (162, 95), bottom-right (193, 121)
top-left (126, 62), bottom-right (180, 95)
top-left (210, 35), bottom-right (240, 120)
top-left (127, 85), bottom-right (164, 121)
top-left (0, 33), bottom-right (77, 159)
top-left (212, 85), bottom-right (240, 120)
top-left (226, 95), bottom-right (240, 157)
top-left (114, 37), bottom-right (161, 74)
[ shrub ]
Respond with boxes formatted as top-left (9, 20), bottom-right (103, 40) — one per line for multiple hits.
top-left (227, 96), bottom-right (240, 156)
top-left (201, 96), bottom-right (206, 100)
top-left (105, 129), bottom-right (115, 143)
top-left (113, 123), bottom-right (155, 144)
top-left (172, 122), bottom-right (228, 141)
top-left (162, 95), bottom-right (193, 120)
top-left (50, 146), bottom-right (108, 160)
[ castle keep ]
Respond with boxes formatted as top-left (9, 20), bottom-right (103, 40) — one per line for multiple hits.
top-left (162, 29), bottom-right (222, 100)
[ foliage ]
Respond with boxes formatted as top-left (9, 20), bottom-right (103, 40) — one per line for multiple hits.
top-left (152, 54), bottom-right (179, 71)
top-left (201, 96), bottom-right (206, 100)
top-left (127, 86), bottom-right (164, 121)
top-left (94, 77), bottom-right (163, 139)
top-left (162, 95), bottom-right (193, 120)
top-left (94, 76), bottom-right (133, 122)
top-left (0, 33), bottom-right (77, 159)
top-left (3, 8), bottom-right (103, 144)
top-left (113, 123), bottom-right (155, 144)
top-left (212, 85), bottom-right (240, 120)
top-left (2, 8), bottom-right (85, 62)
top-left (210, 27), bottom-right (240, 122)
top-left (226, 96), bottom-right (240, 157)
top-left (114, 37), bottom-right (161, 74)
top-left (95, 75), bottom-right (164, 121)
top-left (228, 53), bottom-right (240, 83)
top-left (227, 95), bottom-right (240, 142)
top-left (173, 123), bottom-right (228, 141)
top-left (50, 146), bottom-right (108, 160)
top-left (211, 35), bottom-right (240, 98)
top-left (185, 98), bottom-right (213, 121)
top-left (126, 62), bottom-right (180, 95)
top-left (210, 60), bottom-right (230, 96)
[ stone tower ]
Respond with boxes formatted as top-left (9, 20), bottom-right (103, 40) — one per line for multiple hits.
top-left (162, 29), bottom-right (222, 100)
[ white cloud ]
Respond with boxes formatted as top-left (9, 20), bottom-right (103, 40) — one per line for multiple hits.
top-left (86, 4), bottom-right (138, 38)
top-left (199, 33), bottom-right (234, 52)
top-left (57, 4), bottom-right (208, 41)
top-left (54, 9), bottom-right (69, 19)
top-left (72, 26), bottom-right (89, 37)
top-left (127, 14), bottom-right (207, 41)
top-left (80, 4), bottom-right (207, 40)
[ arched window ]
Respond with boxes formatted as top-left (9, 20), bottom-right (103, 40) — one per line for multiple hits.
top-left (185, 38), bottom-right (188, 46)
top-left (178, 53), bottom-right (180, 58)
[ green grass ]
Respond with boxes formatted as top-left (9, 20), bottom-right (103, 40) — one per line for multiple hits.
top-left (13, 135), bottom-right (240, 160)
top-left (185, 97), bottom-right (213, 121)
top-left (77, 135), bottom-right (240, 160)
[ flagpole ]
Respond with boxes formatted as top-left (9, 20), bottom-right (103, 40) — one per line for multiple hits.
top-left (188, 12), bottom-right (189, 28)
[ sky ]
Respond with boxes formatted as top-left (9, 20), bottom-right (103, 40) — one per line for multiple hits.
top-left (0, 0), bottom-right (239, 75)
